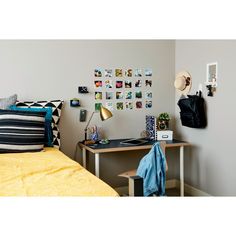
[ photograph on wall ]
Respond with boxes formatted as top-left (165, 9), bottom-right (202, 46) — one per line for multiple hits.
top-left (125, 69), bottom-right (132, 77)
top-left (145, 100), bottom-right (152, 108)
top-left (116, 102), bottom-right (124, 110)
top-left (105, 69), bottom-right (112, 77)
top-left (115, 69), bottom-right (123, 77)
top-left (106, 92), bottom-right (113, 100)
top-left (95, 92), bottom-right (102, 100)
top-left (135, 91), bottom-right (142, 99)
top-left (95, 103), bottom-right (102, 111)
top-left (105, 79), bottom-right (113, 88)
top-left (125, 102), bottom-right (133, 110)
top-left (116, 91), bottom-right (123, 99)
top-left (116, 80), bottom-right (123, 88)
top-left (145, 79), bottom-right (152, 87)
top-left (94, 80), bottom-right (102, 88)
top-left (136, 101), bottom-right (142, 109)
top-left (145, 69), bottom-right (152, 76)
top-left (125, 91), bottom-right (132, 99)
top-left (105, 102), bottom-right (113, 111)
top-left (134, 69), bottom-right (142, 77)
top-left (135, 79), bottom-right (142, 87)
top-left (94, 69), bottom-right (102, 77)
top-left (145, 91), bottom-right (152, 99)
top-left (125, 80), bottom-right (132, 88)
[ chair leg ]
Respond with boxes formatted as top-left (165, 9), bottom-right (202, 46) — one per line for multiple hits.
top-left (128, 176), bottom-right (143, 196)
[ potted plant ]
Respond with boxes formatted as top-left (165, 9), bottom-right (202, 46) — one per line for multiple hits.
top-left (157, 112), bottom-right (170, 130)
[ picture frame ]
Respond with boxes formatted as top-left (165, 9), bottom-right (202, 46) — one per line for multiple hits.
top-left (78, 86), bottom-right (89, 94)
top-left (206, 62), bottom-right (218, 87)
top-left (70, 98), bottom-right (80, 107)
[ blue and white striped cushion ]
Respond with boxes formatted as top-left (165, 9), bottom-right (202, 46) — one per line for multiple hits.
top-left (0, 109), bottom-right (46, 153)
top-left (15, 100), bottom-right (64, 149)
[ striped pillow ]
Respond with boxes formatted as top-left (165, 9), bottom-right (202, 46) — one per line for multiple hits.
top-left (0, 109), bottom-right (46, 153)
top-left (15, 100), bottom-right (64, 149)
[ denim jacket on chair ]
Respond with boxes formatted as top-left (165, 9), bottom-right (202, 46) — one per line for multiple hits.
top-left (136, 142), bottom-right (166, 196)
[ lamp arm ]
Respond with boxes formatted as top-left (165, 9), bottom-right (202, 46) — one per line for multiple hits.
top-left (84, 111), bottom-right (96, 131)
top-left (84, 112), bottom-right (96, 141)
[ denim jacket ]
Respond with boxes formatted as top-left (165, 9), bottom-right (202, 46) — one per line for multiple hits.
top-left (136, 142), bottom-right (166, 196)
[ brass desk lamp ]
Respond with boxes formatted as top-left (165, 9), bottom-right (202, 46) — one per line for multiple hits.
top-left (84, 106), bottom-right (113, 143)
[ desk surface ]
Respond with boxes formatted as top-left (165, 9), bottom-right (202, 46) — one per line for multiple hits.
top-left (79, 139), bottom-right (190, 154)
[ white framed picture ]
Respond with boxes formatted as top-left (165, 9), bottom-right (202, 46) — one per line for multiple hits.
top-left (206, 62), bottom-right (218, 87)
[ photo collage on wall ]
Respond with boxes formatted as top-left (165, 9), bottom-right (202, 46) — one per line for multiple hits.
top-left (94, 68), bottom-right (153, 111)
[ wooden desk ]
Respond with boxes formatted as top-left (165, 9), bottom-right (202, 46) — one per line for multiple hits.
top-left (78, 139), bottom-right (190, 196)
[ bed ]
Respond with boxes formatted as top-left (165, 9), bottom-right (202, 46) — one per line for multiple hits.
top-left (0, 147), bottom-right (118, 196)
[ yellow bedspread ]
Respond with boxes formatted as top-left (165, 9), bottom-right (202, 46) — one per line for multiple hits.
top-left (0, 148), bottom-right (118, 196)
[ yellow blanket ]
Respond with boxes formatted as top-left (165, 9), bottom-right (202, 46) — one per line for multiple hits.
top-left (0, 148), bottom-right (118, 196)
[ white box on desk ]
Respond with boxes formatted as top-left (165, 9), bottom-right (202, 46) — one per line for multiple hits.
top-left (156, 130), bottom-right (173, 140)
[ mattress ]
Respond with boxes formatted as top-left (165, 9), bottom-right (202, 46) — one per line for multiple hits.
top-left (0, 147), bottom-right (118, 196)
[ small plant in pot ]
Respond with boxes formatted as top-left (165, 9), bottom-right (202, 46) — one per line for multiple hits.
top-left (157, 112), bottom-right (170, 130)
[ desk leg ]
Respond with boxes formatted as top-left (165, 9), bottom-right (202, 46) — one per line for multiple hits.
top-left (180, 146), bottom-right (184, 197)
top-left (82, 148), bottom-right (87, 169)
top-left (95, 153), bottom-right (100, 178)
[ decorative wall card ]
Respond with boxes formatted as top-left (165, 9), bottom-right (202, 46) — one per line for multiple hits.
top-left (105, 80), bottom-right (113, 88)
top-left (125, 102), bottom-right (133, 110)
top-left (95, 92), bottom-right (102, 100)
top-left (105, 69), bottom-right (112, 77)
top-left (145, 100), bottom-right (152, 108)
top-left (145, 80), bottom-right (152, 87)
top-left (115, 69), bottom-right (122, 77)
top-left (125, 91), bottom-right (132, 99)
top-left (106, 102), bottom-right (113, 110)
top-left (106, 92), bottom-right (113, 100)
top-left (95, 103), bottom-right (102, 111)
top-left (94, 69), bottom-right (102, 77)
top-left (134, 69), bottom-right (142, 77)
top-left (116, 81), bottom-right (123, 88)
top-left (94, 80), bottom-right (102, 88)
top-left (116, 91), bottom-right (123, 99)
top-left (116, 102), bottom-right (124, 110)
top-left (145, 92), bottom-right (152, 99)
top-left (145, 69), bottom-right (152, 76)
top-left (135, 80), bottom-right (142, 87)
top-left (94, 68), bottom-right (153, 111)
top-left (125, 80), bottom-right (132, 88)
top-left (125, 69), bottom-right (132, 77)
top-left (135, 91), bottom-right (142, 99)
top-left (136, 101), bottom-right (142, 109)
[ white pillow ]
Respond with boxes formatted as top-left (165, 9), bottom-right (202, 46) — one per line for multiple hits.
top-left (0, 94), bottom-right (17, 109)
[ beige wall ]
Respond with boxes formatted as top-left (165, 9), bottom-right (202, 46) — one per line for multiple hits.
top-left (175, 40), bottom-right (236, 196)
top-left (0, 40), bottom-right (176, 187)
top-left (3, 40), bottom-right (234, 194)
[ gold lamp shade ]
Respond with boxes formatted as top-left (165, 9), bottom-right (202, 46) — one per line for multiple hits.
top-left (100, 106), bottom-right (113, 121)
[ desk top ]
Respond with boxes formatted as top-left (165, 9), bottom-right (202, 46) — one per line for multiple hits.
top-left (78, 139), bottom-right (190, 154)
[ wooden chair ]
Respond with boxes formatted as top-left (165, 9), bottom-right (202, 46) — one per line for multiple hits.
top-left (118, 141), bottom-right (168, 196)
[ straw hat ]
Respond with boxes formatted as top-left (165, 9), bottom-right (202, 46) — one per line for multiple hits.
top-left (174, 71), bottom-right (192, 95)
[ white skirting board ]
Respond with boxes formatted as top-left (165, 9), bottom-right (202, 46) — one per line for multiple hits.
top-left (115, 179), bottom-right (211, 196)
top-left (166, 179), bottom-right (211, 196)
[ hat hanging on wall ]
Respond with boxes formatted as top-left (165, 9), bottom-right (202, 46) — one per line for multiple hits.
top-left (174, 71), bottom-right (192, 95)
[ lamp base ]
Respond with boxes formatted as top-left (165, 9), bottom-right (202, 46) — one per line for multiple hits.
top-left (82, 139), bottom-right (96, 145)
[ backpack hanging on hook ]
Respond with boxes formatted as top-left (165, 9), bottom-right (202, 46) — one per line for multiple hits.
top-left (177, 91), bottom-right (207, 128)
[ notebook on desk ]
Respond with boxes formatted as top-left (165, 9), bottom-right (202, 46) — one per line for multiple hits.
top-left (120, 138), bottom-right (148, 146)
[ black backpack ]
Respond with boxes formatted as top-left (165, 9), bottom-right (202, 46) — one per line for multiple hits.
top-left (177, 92), bottom-right (207, 128)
